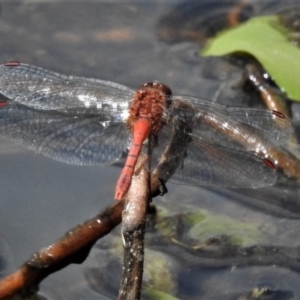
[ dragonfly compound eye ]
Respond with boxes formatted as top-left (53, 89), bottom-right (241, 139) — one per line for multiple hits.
top-left (138, 82), bottom-right (172, 97)
top-left (157, 83), bottom-right (172, 97)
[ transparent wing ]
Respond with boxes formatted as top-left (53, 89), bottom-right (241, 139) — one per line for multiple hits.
top-left (171, 96), bottom-right (293, 148)
top-left (0, 103), bottom-right (130, 166)
top-left (153, 94), bottom-right (293, 188)
top-left (0, 63), bottom-right (134, 117)
top-left (170, 137), bottom-right (276, 188)
top-left (152, 121), bottom-right (276, 188)
top-left (0, 63), bottom-right (293, 188)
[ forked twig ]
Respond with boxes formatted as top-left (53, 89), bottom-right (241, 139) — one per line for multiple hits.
top-left (117, 110), bottom-right (193, 300)
top-left (0, 175), bottom-right (164, 300)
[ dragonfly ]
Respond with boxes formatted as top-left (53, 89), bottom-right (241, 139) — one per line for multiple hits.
top-left (0, 62), bottom-right (293, 200)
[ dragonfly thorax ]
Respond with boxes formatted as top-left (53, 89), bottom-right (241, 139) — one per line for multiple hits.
top-left (127, 82), bottom-right (172, 134)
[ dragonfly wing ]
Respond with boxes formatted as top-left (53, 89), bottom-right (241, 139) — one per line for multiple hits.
top-left (0, 103), bottom-right (130, 165)
top-left (168, 137), bottom-right (276, 188)
top-left (0, 63), bottom-right (134, 113)
top-left (153, 105), bottom-right (278, 188)
top-left (152, 121), bottom-right (192, 183)
top-left (172, 96), bottom-right (293, 147)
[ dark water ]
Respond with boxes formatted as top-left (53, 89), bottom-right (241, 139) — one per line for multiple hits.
top-left (0, 1), bottom-right (300, 299)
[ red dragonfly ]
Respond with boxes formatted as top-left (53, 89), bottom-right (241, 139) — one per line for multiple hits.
top-left (0, 62), bottom-right (293, 200)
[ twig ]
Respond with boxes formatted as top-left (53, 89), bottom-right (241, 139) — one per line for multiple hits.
top-left (227, 0), bottom-right (250, 27)
top-left (0, 175), bottom-right (165, 300)
top-left (0, 201), bottom-right (124, 299)
top-left (118, 152), bottom-right (150, 300)
top-left (117, 111), bottom-right (193, 300)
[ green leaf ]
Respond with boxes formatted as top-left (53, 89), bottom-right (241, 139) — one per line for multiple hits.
top-left (201, 15), bottom-right (300, 101)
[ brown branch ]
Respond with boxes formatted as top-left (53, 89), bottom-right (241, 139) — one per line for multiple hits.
top-left (118, 152), bottom-right (150, 300)
top-left (117, 113), bottom-right (193, 299)
top-left (227, 0), bottom-right (250, 27)
top-left (0, 201), bottom-right (124, 299)
top-left (0, 175), bottom-right (164, 300)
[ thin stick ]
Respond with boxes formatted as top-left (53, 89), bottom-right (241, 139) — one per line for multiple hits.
top-left (227, 0), bottom-right (250, 26)
top-left (118, 152), bottom-right (150, 300)
top-left (0, 201), bottom-right (124, 299)
top-left (0, 175), bottom-right (165, 300)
